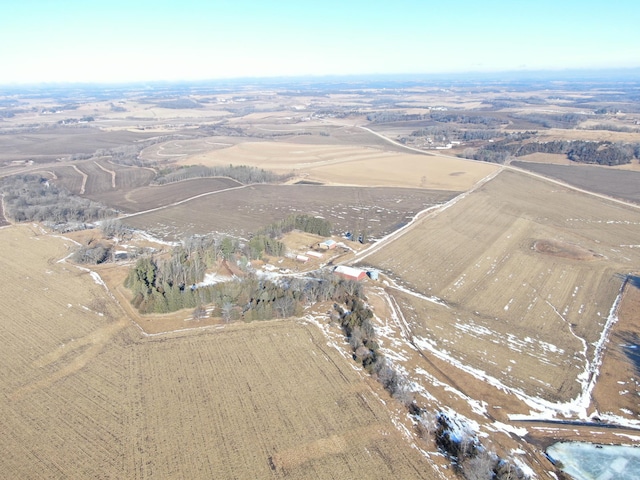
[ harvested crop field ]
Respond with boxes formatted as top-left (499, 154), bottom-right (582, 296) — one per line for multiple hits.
top-left (91, 177), bottom-right (242, 213)
top-left (511, 161), bottom-right (640, 204)
top-left (123, 184), bottom-right (457, 239)
top-left (125, 321), bottom-right (438, 479)
top-left (0, 224), bottom-right (440, 478)
top-left (0, 128), bottom-right (157, 161)
top-left (360, 170), bottom-right (640, 403)
top-left (182, 141), bottom-right (498, 190)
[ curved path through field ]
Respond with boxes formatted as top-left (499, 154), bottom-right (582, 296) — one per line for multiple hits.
top-left (71, 165), bottom-right (88, 194)
top-left (94, 161), bottom-right (116, 188)
top-left (120, 183), bottom-right (248, 219)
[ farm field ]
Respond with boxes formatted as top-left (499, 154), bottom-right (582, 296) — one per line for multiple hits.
top-left (511, 161), bottom-right (640, 204)
top-left (126, 321), bottom-right (440, 479)
top-left (90, 176), bottom-right (242, 213)
top-left (123, 184), bottom-right (457, 240)
top-left (3, 77), bottom-right (640, 478)
top-left (181, 141), bottom-right (499, 190)
top-left (0, 127), bottom-right (159, 165)
top-left (38, 160), bottom-right (156, 197)
top-left (360, 169), bottom-right (640, 404)
top-left (0, 224), bottom-right (443, 479)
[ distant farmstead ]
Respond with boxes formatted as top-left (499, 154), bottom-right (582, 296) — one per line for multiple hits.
top-left (333, 265), bottom-right (367, 281)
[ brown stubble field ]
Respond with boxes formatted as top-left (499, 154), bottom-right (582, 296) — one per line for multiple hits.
top-left (180, 141), bottom-right (499, 190)
top-left (126, 322), bottom-right (441, 479)
top-left (360, 169), bottom-right (640, 405)
top-left (511, 161), bottom-right (640, 204)
top-left (0, 224), bottom-right (444, 479)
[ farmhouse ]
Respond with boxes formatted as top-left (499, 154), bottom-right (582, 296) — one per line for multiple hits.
top-left (333, 265), bottom-right (367, 281)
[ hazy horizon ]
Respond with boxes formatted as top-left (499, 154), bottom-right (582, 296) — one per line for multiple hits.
top-left (2, 0), bottom-right (639, 85)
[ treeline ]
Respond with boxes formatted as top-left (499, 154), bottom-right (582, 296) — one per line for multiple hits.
top-left (71, 220), bottom-right (137, 265)
top-left (72, 241), bottom-right (112, 264)
top-left (126, 249), bottom-right (355, 318)
top-left (328, 281), bottom-right (529, 478)
top-left (154, 98), bottom-right (202, 109)
top-left (331, 290), bottom-right (414, 404)
top-left (509, 112), bottom-right (584, 129)
top-left (584, 123), bottom-right (639, 133)
top-left (257, 213), bottom-right (332, 238)
top-left (430, 112), bottom-right (507, 128)
top-left (92, 135), bottom-right (196, 166)
top-left (124, 213), bottom-right (332, 314)
top-left (367, 110), bottom-right (506, 128)
top-left (411, 125), bottom-right (505, 142)
top-left (153, 164), bottom-right (290, 185)
top-left (0, 174), bottom-right (115, 223)
top-left (413, 412), bottom-right (529, 479)
top-left (465, 139), bottom-right (640, 165)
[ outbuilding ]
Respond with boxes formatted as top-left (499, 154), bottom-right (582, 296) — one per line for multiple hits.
top-left (333, 265), bottom-right (367, 281)
top-left (319, 239), bottom-right (337, 250)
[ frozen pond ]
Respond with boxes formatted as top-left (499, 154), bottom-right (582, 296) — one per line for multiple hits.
top-left (547, 442), bottom-right (640, 480)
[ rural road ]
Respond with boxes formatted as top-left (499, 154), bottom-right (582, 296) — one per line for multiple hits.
top-left (357, 122), bottom-right (640, 211)
top-left (346, 126), bottom-right (640, 263)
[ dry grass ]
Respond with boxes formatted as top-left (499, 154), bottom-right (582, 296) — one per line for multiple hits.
top-left (361, 170), bottom-right (640, 402)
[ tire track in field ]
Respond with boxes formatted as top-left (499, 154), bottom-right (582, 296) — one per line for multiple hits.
top-left (9, 317), bottom-right (127, 401)
top-left (121, 183), bottom-right (248, 219)
top-left (94, 160), bottom-right (116, 188)
top-left (71, 164), bottom-right (88, 194)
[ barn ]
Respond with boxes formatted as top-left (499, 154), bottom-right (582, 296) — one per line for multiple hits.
top-left (333, 265), bottom-right (367, 281)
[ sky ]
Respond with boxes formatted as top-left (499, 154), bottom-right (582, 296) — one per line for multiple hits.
top-left (1, 0), bottom-right (639, 84)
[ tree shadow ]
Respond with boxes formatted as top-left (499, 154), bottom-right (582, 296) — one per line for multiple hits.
top-left (619, 332), bottom-right (640, 375)
top-left (614, 273), bottom-right (640, 288)
top-left (628, 274), bottom-right (640, 289)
